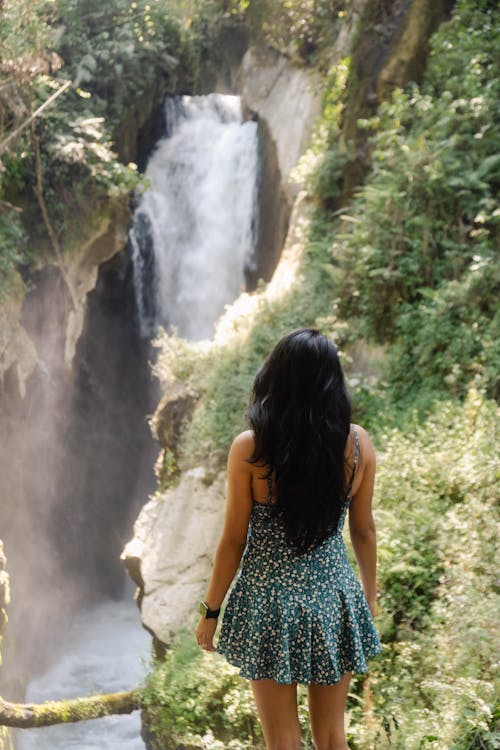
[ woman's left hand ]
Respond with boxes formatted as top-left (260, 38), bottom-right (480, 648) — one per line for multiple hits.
top-left (195, 617), bottom-right (218, 651)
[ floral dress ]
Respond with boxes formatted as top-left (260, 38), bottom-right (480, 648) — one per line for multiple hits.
top-left (216, 428), bottom-right (382, 685)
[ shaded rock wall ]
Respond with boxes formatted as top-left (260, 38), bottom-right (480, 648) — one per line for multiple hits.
top-left (339, 0), bottom-right (457, 202)
top-left (246, 116), bottom-right (291, 289)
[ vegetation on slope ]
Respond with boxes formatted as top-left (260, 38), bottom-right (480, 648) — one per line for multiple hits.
top-left (331, 0), bottom-right (500, 403)
top-left (154, 0), bottom-right (499, 459)
top-left (0, 0), bottom-right (210, 300)
top-left (147, 1), bottom-right (499, 747)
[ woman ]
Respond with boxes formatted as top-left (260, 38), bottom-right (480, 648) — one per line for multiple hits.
top-left (195, 328), bottom-right (381, 750)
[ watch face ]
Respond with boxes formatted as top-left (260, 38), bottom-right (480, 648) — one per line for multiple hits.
top-left (199, 601), bottom-right (208, 617)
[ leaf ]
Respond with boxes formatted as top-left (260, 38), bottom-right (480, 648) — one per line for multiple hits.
top-left (477, 153), bottom-right (500, 179)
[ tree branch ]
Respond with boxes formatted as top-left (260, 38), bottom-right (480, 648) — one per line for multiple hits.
top-left (31, 127), bottom-right (63, 261)
top-left (0, 690), bottom-right (143, 729)
top-left (30, 123), bottom-right (78, 310)
top-left (0, 79), bottom-right (71, 154)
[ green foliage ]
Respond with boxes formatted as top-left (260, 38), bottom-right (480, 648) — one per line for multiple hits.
top-left (165, 0), bottom-right (348, 66)
top-left (310, 140), bottom-right (353, 203)
top-left (290, 57), bottom-right (350, 191)
top-left (0, 206), bottom-right (28, 300)
top-left (325, 0), bottom-right (500, 401)
top-left (155, 447), bottom-right (178, 491)
top-left (32, 98), bottom-right (141, 232)
top-left (177, 0), bottom-right (348, 65)
top-left (53, 0), bottom-right (191, 123)
top-left (239, 0), bottom-right (347, 64)
top-left (0, 0), bottom-right (204, 294)
top-left (142, 630), bottom-right (265, 748)
top-left (0, 0), bottom-right (56, 296)
top-left (349, 391), bottom-right (499, 749)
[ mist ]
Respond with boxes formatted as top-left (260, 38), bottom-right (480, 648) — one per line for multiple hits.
top-left (0, 250), bottom-right (158, 698)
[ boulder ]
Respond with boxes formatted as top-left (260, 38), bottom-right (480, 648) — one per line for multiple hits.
top-left (122, 467), bottom-right (226, 644)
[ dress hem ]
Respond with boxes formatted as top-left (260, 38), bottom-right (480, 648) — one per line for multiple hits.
top-left (215, 644), bottom-right (382, 687)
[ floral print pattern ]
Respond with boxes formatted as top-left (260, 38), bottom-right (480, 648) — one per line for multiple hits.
top-left (216, 495), bottom-right (382, 685)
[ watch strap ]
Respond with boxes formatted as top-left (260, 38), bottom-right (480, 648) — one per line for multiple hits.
top-left (199, 600), bottom-right (220, 619)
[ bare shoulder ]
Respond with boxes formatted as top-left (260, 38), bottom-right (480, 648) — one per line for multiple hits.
top-left (351, 423), bottom-right (376, 467)
top-left (228, 430), bottom-right (254, 463)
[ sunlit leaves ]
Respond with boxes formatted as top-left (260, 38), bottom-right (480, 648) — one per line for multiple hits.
top-left (223, 0), bottom-right (347, 63)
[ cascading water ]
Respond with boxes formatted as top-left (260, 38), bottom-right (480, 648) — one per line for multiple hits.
top-left (131, 94), bottom-right (259, 339)
top-left (15, 93), bottom-right (260, 750)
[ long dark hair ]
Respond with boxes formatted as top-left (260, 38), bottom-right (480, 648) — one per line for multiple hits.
top-left (248, 328), bottom-right (352, 553)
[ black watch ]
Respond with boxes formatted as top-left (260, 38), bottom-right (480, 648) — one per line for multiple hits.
top-left (199, 600), bottom-right (221, 619)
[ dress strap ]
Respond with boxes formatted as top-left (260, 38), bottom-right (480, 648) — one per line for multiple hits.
top-left (346, 426), bottom-right (360, 498)
top-left (266, 473), bottom-right (273, 503)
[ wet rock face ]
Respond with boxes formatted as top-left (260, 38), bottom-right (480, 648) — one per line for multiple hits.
top-left (237, 46), bottom-right (322, 194)
top-left (245, 116), bottom-right (291, 289)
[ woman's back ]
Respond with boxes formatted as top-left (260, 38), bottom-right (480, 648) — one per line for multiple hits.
top-left (246, 425), bottom-right (364, 506)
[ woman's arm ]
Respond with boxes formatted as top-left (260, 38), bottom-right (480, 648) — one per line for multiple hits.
top-left (348, 428), bottom-right (378, 617)
top-left (195, 431), bottom-right (254, 651)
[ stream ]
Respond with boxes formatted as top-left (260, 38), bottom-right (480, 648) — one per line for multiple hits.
top-left (17, 595), bottom-right (150, 750)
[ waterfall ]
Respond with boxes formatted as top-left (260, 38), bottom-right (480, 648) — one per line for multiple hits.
top-left (131, 94), bottom-right (259, 340)
top-left (11, 93), bottom-right (260, 750)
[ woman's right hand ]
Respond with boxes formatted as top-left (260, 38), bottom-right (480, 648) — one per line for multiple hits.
top-left (195, 616), bottom-right (218, 652)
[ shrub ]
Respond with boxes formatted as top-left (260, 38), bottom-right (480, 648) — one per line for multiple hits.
top-left (328, 0), bottom-right (500, 399)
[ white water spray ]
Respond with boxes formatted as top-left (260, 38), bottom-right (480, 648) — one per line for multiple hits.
top-left (131, 94), bottom-right (259, 339)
